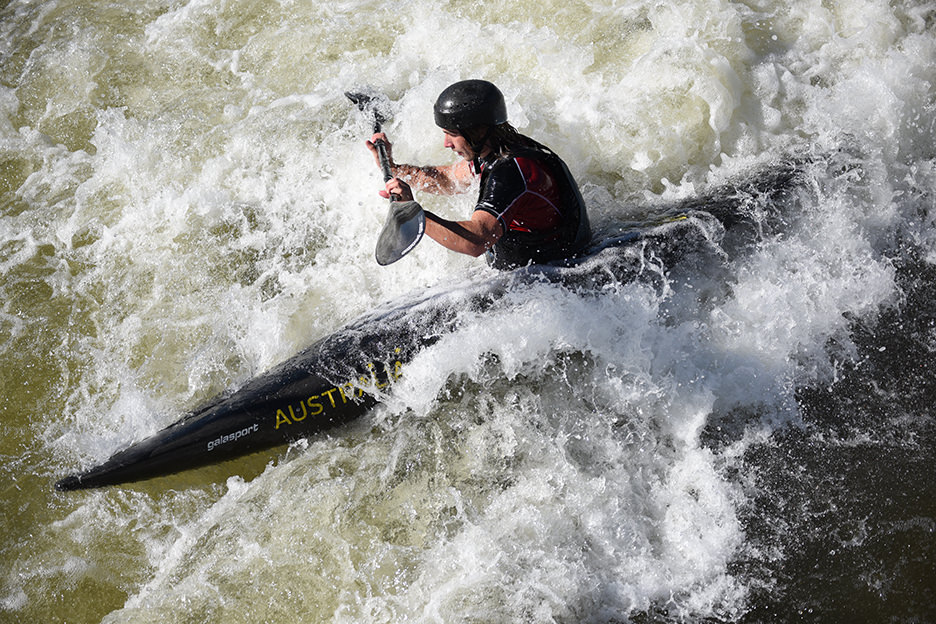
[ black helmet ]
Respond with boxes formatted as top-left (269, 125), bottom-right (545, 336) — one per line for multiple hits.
top-left (433, 80), bottom-right (508, 131)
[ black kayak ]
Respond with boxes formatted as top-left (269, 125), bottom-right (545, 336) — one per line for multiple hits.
top-left (52, 211), bottom-right (737, 491)
top-left (54, 280), bottom-right (466, 491)
top-left (56, 157), bottom-right (805, 492)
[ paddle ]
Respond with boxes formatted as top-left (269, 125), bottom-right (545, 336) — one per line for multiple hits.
top-left (345, 89), bottom-right (425, 265)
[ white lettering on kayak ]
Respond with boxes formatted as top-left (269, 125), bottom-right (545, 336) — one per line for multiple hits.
top-left (207, 423), bottom-right (260, 452)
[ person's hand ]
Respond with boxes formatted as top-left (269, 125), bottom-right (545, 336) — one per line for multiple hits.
top-left (379, 177), bottom-right (414, 202)
top-left (366, 132), bottom-right (393, 167)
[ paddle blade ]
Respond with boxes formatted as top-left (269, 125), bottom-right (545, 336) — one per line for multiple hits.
top-left (376, 201), bottom-right (425, 265)
top-left (345, 89), bottom-right (392, 129)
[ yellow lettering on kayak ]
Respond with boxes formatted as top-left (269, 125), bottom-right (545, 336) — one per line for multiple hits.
top-left (271, 350), bottom-right (406, 430)
top-left (307, 396), bottom-right (324, 416)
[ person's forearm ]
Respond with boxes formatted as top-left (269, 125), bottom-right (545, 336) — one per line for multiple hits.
top-left (424, 212), bottom-right (496, 257)
top-left (390, 164), bottom-right (456, 194)
top-left (392, 162), bottom-right (475, 195)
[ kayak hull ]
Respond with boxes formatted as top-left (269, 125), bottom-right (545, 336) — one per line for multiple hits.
top-left (55, 289), bottom-right (460, 490)
top-left (56, 199), bottom-right (778, 491)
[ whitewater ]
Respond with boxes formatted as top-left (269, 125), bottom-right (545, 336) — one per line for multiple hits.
top-left (1, 0), bottom-right (934, 622)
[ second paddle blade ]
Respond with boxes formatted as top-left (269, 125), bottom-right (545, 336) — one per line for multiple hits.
top-left (375, 200), bottom-right (426, 265)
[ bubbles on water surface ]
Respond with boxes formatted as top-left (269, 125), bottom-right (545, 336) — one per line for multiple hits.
top-left (2, 0), bottom-right (935, 621)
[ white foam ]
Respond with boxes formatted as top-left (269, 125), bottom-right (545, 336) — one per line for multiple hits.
top-left (3, 0), bottom-right (934, 621)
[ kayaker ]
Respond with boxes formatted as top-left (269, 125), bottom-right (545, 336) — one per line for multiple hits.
top-left (366, 79), bottom-right (591, 269)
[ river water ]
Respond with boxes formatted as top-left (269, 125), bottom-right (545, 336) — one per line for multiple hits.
top-left (1, 0), bottom-right (934, 622)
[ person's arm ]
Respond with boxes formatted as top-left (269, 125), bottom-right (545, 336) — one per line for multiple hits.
top-left (382, 177), bottom-right (503, 257)
top-left (392, 160), bottom-right (474, 195)
top-left (367, 133), bottom-right (474, 195)
top-left (423, 210), bottom-right (502, 257)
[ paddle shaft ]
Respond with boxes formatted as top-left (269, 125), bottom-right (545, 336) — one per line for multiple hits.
top-left (370, 120), bottom-right (400, 200)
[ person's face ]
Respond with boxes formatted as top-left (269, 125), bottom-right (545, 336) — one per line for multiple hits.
top-left (442, 129), bottom-right (474, 160)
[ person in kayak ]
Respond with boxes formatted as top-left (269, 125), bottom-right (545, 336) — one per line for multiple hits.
top-left (366, 79), bottom-right (591, 269)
